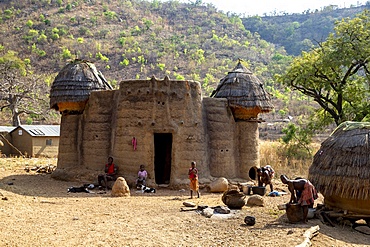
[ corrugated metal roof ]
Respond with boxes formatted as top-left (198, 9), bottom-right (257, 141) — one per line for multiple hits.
top-left (0, 126), bottom-right (16, 133)
top-left (11, 125), bottom-right (60, 137)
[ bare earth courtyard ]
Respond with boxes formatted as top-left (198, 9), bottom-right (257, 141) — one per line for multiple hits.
top-left (0, 158), bottom-right (369, 247)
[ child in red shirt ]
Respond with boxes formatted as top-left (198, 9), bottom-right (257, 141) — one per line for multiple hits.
top-left (188, 161), bottom-right (200, 198)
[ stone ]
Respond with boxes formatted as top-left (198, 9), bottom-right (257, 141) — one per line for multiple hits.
top-left (111, 177), bottom-right (130, 197)
top-left (202, 207), bottom-right (214, 218)
top-left (246, 195), bottom-right (264, 207)
top-left (183, 201), bottom-right (196, 207)
top-left (209, 177), bottom-right (229, 193)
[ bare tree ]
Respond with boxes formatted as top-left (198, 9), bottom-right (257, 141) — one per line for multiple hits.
top-left (0, 51), bottom-right (49, 126)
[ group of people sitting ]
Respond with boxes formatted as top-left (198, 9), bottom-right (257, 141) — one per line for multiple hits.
top-left (97, 157), bottom-right (148, 190)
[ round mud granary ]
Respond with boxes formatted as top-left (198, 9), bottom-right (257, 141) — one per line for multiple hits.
top-left (309, 121), bottom-right (370, 214)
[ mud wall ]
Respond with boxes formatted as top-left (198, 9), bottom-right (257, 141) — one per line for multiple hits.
top-left (203, 97), bottom-right (237, 178)
top-left (111, 77), bottom-right (208, 185)
top-left (238, 121), bottom-right (259, 179)
top-left (79, 90), bottom-right (116, 171)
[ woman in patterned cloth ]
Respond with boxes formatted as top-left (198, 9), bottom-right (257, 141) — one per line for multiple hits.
top-left (188, 161), bottom-right (200, 199)
top-left (280, 175), bottom-right (318, 223)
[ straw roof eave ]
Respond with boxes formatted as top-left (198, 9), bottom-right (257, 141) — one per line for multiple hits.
top-left (50, 60), bottom-right (112, 110)
top-left (211, 61), bottom-right (274, 113)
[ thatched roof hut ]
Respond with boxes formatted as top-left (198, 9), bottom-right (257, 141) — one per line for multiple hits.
top-left (309, 121), bottom-right (370, 214)
top-left (50, 60), bottom-right (112, 115)
top-left (210, 61), bottom-right (273, 120)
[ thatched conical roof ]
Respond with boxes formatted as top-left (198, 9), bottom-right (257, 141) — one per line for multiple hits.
top-left (50, 60), bottom-right (112, 114)
top-left (309, 121), bottom-right (370, 201)
top-left (210, 61), bottom-right (273, 120)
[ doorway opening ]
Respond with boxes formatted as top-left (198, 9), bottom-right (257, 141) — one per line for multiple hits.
top-left (154, 133), bottom-right (172, 184)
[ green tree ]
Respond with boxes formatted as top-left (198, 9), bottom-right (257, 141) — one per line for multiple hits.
top-left (281, 122), bottom-right (313, 159)
top-left (277, 10), bottom-right (370, 128)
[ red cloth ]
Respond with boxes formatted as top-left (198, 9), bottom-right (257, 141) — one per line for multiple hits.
top-left (299, 181), bottom-right (318, 206)
top-left (106, 163), bottom-right (115, 175)
top-left (188, 168), bottom-right (198, 179)
top-left (132, 137), bottom-right (137, 150)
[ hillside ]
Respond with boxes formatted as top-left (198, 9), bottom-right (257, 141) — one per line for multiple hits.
top-left (0, 0), bottom-right (286, 90)
top-left (242, 4), bottom-right (370, 55)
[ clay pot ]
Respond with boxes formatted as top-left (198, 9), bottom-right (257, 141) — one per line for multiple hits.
top-left (222, 190), bottom-right (246, 209)
top-left (286, 203), bottom-right (303, 223)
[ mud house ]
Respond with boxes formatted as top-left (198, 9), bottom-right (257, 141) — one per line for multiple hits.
top-left (50, 60), bottom-right (273, 186)
top-left (0, 125), bottom-right (60, 158)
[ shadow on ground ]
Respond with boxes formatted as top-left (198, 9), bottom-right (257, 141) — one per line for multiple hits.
top-left (0, 173), bottom-right (192, 199)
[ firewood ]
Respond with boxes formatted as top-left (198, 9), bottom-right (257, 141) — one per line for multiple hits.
top-left (295, 225), bottom-right (320, 247)
top-left (320, 211), bottom-right (335, 227)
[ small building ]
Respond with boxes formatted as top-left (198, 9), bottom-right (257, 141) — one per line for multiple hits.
top-left (0, 126), bottom-right (16, 156)
top-left (6, 125), bottom-right (60, 158)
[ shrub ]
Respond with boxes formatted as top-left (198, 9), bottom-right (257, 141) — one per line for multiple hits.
top-left (61, 47), bottom-right (72, 59)
top-left (26, 20), bottom-right (33, 28)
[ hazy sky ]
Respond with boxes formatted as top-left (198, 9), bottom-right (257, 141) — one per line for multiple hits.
top-left (180, 0), bottom-right (365, 16)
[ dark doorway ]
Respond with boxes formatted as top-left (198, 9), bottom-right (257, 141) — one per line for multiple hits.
top-left (154, 133), bottom-right (172, 184)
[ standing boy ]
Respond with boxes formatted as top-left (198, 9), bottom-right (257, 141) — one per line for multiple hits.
top-left (188, 161), bottom-right (200, 199)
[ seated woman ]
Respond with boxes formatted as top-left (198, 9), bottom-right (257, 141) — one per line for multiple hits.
top-left (136, 164), bottom-right (148, 188)
top-left (98, 156), bottom-right (118, 190)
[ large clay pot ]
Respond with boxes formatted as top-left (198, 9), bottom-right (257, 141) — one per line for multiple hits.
top-left (222, 190), bottom-right (246, 209)
top-left (286, 203), bottom-right (303, 223)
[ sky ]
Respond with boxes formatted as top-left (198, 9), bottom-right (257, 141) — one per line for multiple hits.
top-left (180, 0), bottom-right (365, 16)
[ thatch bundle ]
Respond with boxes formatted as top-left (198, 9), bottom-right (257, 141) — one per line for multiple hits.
top-left (210, 61), bottom-right (273, 120)
top-left (50, 60), bottom-right (112, 114)
top-left (309, 121), bottom-right (370, 214)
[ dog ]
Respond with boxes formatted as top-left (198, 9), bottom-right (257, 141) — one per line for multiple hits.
top-left (67, 186), bottom-right (91, 193)
top-left (140, 184), bottom-right (156, 193)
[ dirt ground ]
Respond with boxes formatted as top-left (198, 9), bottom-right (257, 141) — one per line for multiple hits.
top-left (0, 158), bottom-right (369, 247)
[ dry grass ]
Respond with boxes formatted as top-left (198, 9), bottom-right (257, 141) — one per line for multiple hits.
top-left (0, 156), bottom-right (57, 170)
top-left (259, 140), bottom-right (321, 179)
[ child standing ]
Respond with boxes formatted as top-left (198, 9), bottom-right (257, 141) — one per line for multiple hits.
top-left (188, 161), bottom-right (200, 199)
top-left (136, 164), bottom-right (148, 188)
